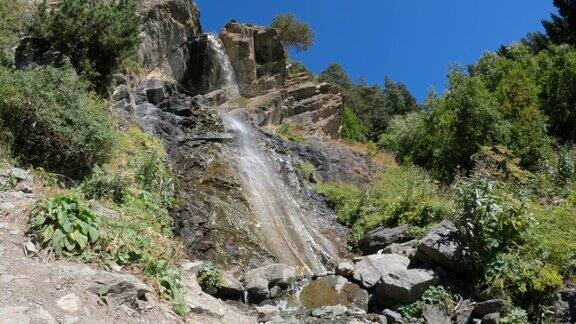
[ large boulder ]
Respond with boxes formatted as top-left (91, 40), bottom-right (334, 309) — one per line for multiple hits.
top-left (244, 263), bottom-right (296, 303)
top-left (137, 0), bottom-right (202, 82)
top-left (358, 225), bottom-right (412, 255)
top-left (353, 254), bottom-right (438, 303)
top-left (299, 275), bottom-right (369, 311)
top-left (416, 220), bottom-right (465, 273)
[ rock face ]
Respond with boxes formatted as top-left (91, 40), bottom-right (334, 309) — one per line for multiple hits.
top-left (358, 225), bottom-right (413, 255)
top-left (353, 254), bottom-right (438, 303)
top-left (299, 275), bottom-right (369, 311)
top-left (220, 21), bottom-right (286, 98)
top-left (416, 220), bottom-right (465, 273)
top-left (137, 0), bottom-right (202, 82)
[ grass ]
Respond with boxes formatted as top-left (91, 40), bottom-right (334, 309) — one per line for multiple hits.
top-left (277, 122), bottom-right (307, 143)
top-left (315, 164), bottom-right (454, 243)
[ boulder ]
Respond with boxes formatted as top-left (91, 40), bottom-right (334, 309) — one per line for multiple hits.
top-left (382, 240), bottom-right (418, 260)
top-left (299, 275), bottom-right (369, 311)
top-left (416, 220), bottom-right (465, 273)
top-left (353, 254), bottom-right (438, 303)
top-left (244, 264), bottom-right (296, 303)
top-left (481, 313), bottom-right (500, 324)
top-left (423, 305), bottom-right (451, 324)
top-left (255, 304), bottom-right (279, 322)
top-left (382, 309), bottom-right (404, 323)
top-left (473, 299), bottom-right (504, 318)
top-left (310, 305), bottom-right (348, 319)
top-left (335, 261), bottom-right (354, 278)
top-left (358, 225), bottom-right (412, 255)
top-left (0, 168), bottom-right (31, 182)
top-left (216, 272), bottom-right (244, 300)
top-left (90, 273), bottom-right (151, 310)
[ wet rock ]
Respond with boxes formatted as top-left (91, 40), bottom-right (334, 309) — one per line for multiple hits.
top-left (358, 225), bottom-right (412, 255)
top-left (216, 272), bottom-right (244, 300)
top-left (353, 254), bottom-right (438, 303)
top-left (382, 309), bottom-right (404, 323)
top-left (423, 305), bottom-right (451, 324)
top-left (473, 299), bottom-right (504, 318)
top-left (481, 312), bottom-right (500, 324)
top-left (299, 275), bottom-right (369, 311)
top-left (245, 264), bottom-right (296, 303)
top-left (56, 293), bottom-right (82, 313)
top-left (310, 305), bottom-right (348, 318)
top-left (255, 304), bottom-right (279, 322)
top-left (416, 220), bottom-right (465, 273)
top-left (335, 261), bottom-right (354, 278)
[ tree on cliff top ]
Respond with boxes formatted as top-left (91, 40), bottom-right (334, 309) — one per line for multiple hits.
top-left (271, 14), bottom-right (315, 52)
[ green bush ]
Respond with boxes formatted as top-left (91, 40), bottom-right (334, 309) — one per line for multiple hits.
top-left (271, 14), bottom-right (314, 52)
top-left (0, 66), bottom-right (116, 179)
top-left (82, 166), bottom-right (128, 204)
top-left (197, 262), bottom-right (223, 295)
top-left (31, 193), bottom-right (100, 255)
top-left (398, 286), bottom-right (457, 319)
top-left (0, 0), bottom-right (24, 64)
top-left (277, 122), bottom-right (307, 143)
top-left (28, 0), bottom-right (140, 91)
top-left (145, 259), bottom-right (188, 317)
top-left (340, 108), bottom-right (367, 142)
top-left (453, 175), bottom-right (533, 272)
top-left (316, 165), bottom-right (453, 242)
top-left (500, 307), bottom-right (529, 324)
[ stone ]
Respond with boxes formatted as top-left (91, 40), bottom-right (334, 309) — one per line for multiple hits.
top-left (353, 254), bottom-right (438, 303)
top-left (423, 305), bottom-right (451, 324)
top-left (358, 225), bottom-right (412, 255)
top-left (473, 299), bottom-right (504, 318)
top-left (0, 168), bottom-right (31, 181)
top-left (382, 309), bottom-right (404, 323)
top-left (335, 261), bottom-right (354, 278)
top-left (416, 220), bottom-right (465, 273)
top-left (378, 315), bottom-right (389, 324)
top-left (56, 293), bottom-right (82, 313)
top-left (24, 241), bottom-right (37, 256)
top-left (245, 264), bottom-right (296, 303)
top-left (112, 84), bottom-right (130, 102)
top-left (560, 286), bottom-right (576, 322)
top-left (481, 312), bottom-right (500, 324)
top-left (144, 79), bottom-right (169, 105)
top-left (299, 275), bottom-right (369, 311)
top-left (90, 274), bottom-right (151, 310)
top-left (216, 272), bottom-right (244, 300)
top-left (31, 307), bottom-right (57, 324)
top-left (310, 305), bottom-right (347, 318)
top-left (382, 240), bottom-right (418, 260)
top-left (255, 305), bottom-right (279, 322)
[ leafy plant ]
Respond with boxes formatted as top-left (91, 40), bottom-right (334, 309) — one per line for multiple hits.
top-left (0, 0), bottom-right (24, 64)
top-left (340, 108), bottom-right (367, 143)
top-left (500, 307), bottom-right (529, 324)
top-left (145, 259), bottom-right (189, 317)
top-left (398, 286), bottom-right (457, 319)
top-left (197, 262), bottom-right (223, 295)
top-left (295, 161), bottom-right (316, 183)
top-left (82, 166), bottom-right (128, 204)
top-left (31, 193), bottom-right (100, 255)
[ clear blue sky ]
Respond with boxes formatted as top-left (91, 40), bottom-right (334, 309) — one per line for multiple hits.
top-left (196, 0), bottom-right (556, 102)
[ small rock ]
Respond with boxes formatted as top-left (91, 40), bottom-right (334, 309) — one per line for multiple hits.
top-left (255, 304), bottom-right (279, 322)
top-left (31, 306), bottom-right (57, 324)
top-left (383, 309), bottom-right (404, 323)
top-left (24, 241), bottom-right (37, 256)
top-left (0, 168), bottom-right (31, 181)
top-left (481, 312), bottom-right (500, 324)
top-left (416, 220), bottom-right (464, 273)
top-left (15, 182), bottom-right (33, 194)
top-left (56, 293), bottom-right (82, 313)
top-left (335, 261), bottom-right (354, 278)
top-left (473, 299), bottom-right (504, 318)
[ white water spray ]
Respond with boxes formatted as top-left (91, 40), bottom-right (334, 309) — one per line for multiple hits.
top-left (206, 34), bottom-right (240, 100)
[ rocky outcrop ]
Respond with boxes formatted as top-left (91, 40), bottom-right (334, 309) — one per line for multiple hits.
top-left (137, 0), bottom-right (202, 82)
top-left (220, 21), bottom-right (286, 98)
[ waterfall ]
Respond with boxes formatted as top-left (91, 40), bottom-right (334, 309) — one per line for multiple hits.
top-left (205, 34), bottom-right (339, 273)
top-left (206, 34), bottom-right (240, 100)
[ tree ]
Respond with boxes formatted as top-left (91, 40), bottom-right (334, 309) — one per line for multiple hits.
top-left (542, 0), bottom-right (576, 47)
top-left (271, 14), bottom-right (315, 52)
top-left (0, 0), bottom-right (24, 64)
top-left (28, 0), bottom-right (140, 93)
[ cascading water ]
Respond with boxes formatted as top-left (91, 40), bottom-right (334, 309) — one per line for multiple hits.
top-left (206, 34), bottom-right (339, 273)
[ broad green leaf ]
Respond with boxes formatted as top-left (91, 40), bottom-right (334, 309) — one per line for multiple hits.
top-left (52, 229), bottom-right (65, 254)
top-left (41, 225), bottom-right (54, 244)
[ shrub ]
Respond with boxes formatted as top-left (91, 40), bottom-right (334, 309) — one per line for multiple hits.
top-left (82, 166), bottom-right (128, 204)
top-left (316, 165), bottom-right (453, 242)
top-left (500, 307), bottom-right (529, 324)
top-left (486, 252), bottom-right (563, 312)
top-left (31, 193), bottom-right (100, 255)
top-left (145, 259), bottom-right (188, 316)
top-left (295, 161), bottom-right (316, 183)
top-left (340, 108), bottom-right (367, 143)
top-left (277, 122), bottom-right (307, 143)
top-left (0, 0), bottom-right (24, 64)
top-left (197, 262), bottom-right (223, 295)
top-left (453, 175), bottom-right (533, 272)
top-left (0, 66), bottom-right (116, 179)
top-left (398, 286), bottom-right (457, 319)
top-left (28, 0), bottom-right (140, 91)
top-left (271, 14), bottom-right (314, 52)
